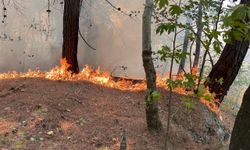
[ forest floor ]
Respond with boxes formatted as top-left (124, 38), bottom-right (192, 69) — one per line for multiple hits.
top-left (0, 78), bottom-right (235, 150)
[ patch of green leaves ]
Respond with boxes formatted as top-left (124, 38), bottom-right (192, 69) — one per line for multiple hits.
top-left (146, 89), bottom-right (162, 106)
top-left (166, 73), bottom-right (196, 90)
top-left (157, 46), bottom-right (190, 63)
top-left (222, 4), bottom-right (250, 42)
top-left (156, 23), bottom-right (176, 35)
top-left (169, 5), bottom-right (182, 16)
top-left (155, 0), bottom-right (169, 8)
top-left (180, 97), bottom-right (195, 112)
top-left (76, 117), bottom-right (86, 127)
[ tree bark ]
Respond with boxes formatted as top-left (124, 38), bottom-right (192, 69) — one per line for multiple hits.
top-left (229, 85), bottom-right (250, 150)
top-left (178, 16), bottom-right (191, 74)
top-left (205, 40), bottom-right (249, 103)
top-left (142, 0), bottom-right (162, 131)
top-left (205, 0), bottom-right (250, 104)
top-left (192, 3), bottom-right (203, 70)
top-left (62, 0), bottom-right (82, 73)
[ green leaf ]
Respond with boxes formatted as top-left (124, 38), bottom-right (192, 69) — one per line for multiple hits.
top-left (152, 91), bottom-right (162, 101)
top-left (183, 73), bottom-right (196, 89)
top-left (157, 45), bottom-right (172, 61)
top-left (180, 97), bottom-right (195, 112)
top-left (155, 0), bottom-right (169, 8)
top-left (218, 78), bottom-right (224, 85)
top-left (197, 86), bottom-right (205, 98)
top-left (213, 40), bottom-right (222, 54)
top-left (156, 23), bottom-right (176, 35)
top-left (167, 79), bottom-right (176, 89)
top-left (169, 5), bottom-right (182, 16)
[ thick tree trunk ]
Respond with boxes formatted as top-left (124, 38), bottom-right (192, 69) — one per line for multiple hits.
top-left (205, 40), bottom-right (249, 103)
top-left (142, 0), bottom-right (162, 131)
top-left (229, 85), bottom-right (250, 150)
top-left (178, 16), bottom-right (191, 74)
top-left (62, 0), bottom-right (81, 73)
top-left (205, 0), bottom-right (250, 104)
top-left (192, 3), bottom-right (203, 70)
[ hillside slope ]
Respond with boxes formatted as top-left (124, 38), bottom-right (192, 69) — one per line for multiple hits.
top-left (0, 78), bottom-right (231, 150)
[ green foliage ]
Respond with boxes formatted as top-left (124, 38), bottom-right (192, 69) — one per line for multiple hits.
top-left (166, 73), bottom-right (196, 90)
top-left (76, 117), bottom-right (86, 127)
top-left (169, 5), bottom-right (182, 16)
top-left (152, 91), bottom-right (162, 101)
top-left (180, 97), bottom-right (195, 112)
top-left (195, 85), bottom-right (215, 102)
top-left (155, 0), bottom-right (169, 8)
top-left (222, 4), bottom-right (250, 42)
top-left (157, 46), bottom-right (189, 63)
top-left (165, 73), bottom-right (216, 103)
top-left (166, 78), bottom-right (180, 89)
top-left (183, 73), bottom-right (196, 89)
top-left (155, 0), bottom-right (227, 64)
top-left (146, 89), bottom-right (162, 106)
top-left (217, 78), bottom-right (224, 86)
top-left (156, 23), bottom-right (176, 35)
top-left (153, 0), bottom-right (249, 110)
top-left (197, 85), bottom-right (205, 97)
top-left (213, 40), bottom-right (223, 54)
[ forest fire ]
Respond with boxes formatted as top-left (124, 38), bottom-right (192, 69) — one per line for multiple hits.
top-left (0, 59), bottom-right (146, 91)
top-left (0, 58), bottom-right (181, 92)
top-left (0, 59), bottom-right (219, 113)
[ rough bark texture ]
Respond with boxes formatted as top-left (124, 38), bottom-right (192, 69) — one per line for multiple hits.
top-left (142, 0), bottom-right (162, 131)
top-left (192, 3), bottom-right (203, 69)
top-left (205, 40), bottom-right (249, 103)
top-left (205, 0), bottom-right (250, 104)
top-left (229, 85), bottom-right (250, 150)
top-left (62, 0), bottom-right (81, 73)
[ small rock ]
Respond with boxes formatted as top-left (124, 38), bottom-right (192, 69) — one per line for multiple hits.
top-left (39, 137), bottom-right (44, 141)
top-left (22, 121), bottom-right (27, 126)
top-left (30, 137), bottom-right (35, 141)
top-left (4, 107), bottom-right (10, 111)
top-left (47, 131), bottom-right (54, 136)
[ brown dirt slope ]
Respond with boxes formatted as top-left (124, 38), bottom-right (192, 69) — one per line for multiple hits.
top-left (0, 78), bottom-right (231, 150)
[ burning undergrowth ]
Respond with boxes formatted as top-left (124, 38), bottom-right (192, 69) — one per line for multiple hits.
top-left (0, 59), bottom-right (219, 112)
top-left (0, 59), bottom-right (163, 91)
top-left (0, 59), bottom-right (231, 149)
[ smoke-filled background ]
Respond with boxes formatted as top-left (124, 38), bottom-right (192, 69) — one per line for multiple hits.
top-left (0, 0), bottom-right (169, 78)
top-left (0, 0), bottom-right (249, 105)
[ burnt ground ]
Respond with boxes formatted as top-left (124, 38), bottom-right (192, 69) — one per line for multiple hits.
top-left (0, 78), bottom-right (234, 150)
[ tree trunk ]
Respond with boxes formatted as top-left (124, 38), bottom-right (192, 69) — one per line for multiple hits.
top-left (62, 0), bottom-right (82, 73)
top-left (142, 0), bottom-right (162, 131)
top-left (192, 3), bottom-right (203, 70)
top-left (178, 16), bottom-right (191, 74)
top-left (205, 40), bottom-right (249, 103)
top-left (205, 0), bottom-right (250, 104)
top-left (229, 85), bottom-right (250, 150)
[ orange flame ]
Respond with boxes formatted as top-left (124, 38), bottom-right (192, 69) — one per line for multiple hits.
top-left (0, 59), bottom-right (218, 112)
top-left (191, 66), bottom-right (198, 76)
